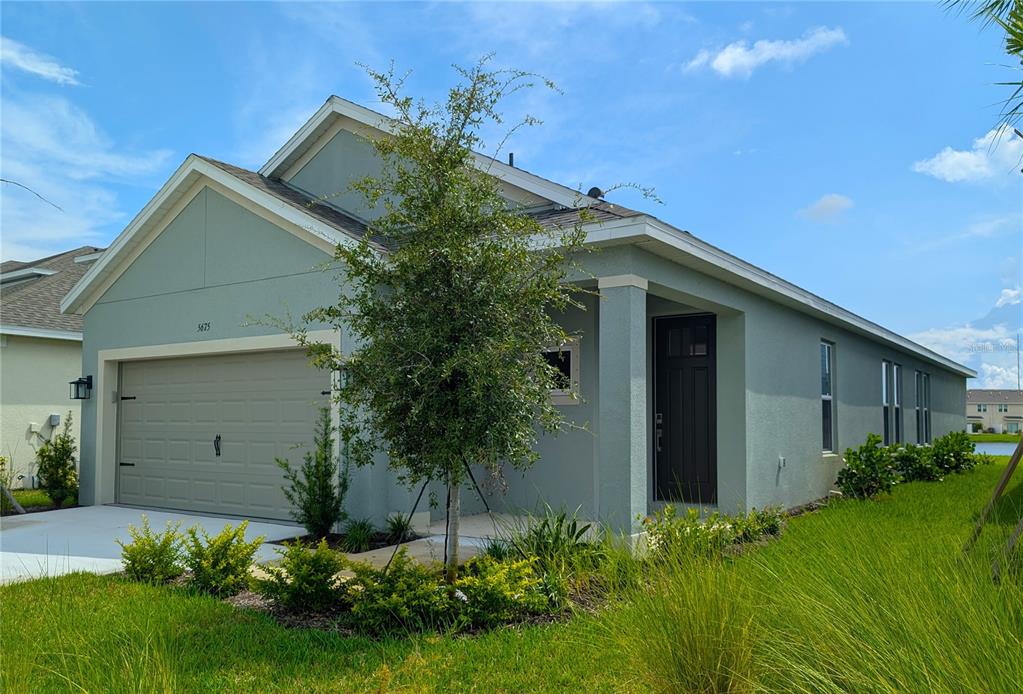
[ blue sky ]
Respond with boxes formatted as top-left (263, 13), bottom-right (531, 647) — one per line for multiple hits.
top-left (1, 2), bottom-right (1020, 386)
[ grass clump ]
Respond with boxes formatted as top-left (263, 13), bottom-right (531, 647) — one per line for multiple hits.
top-left (341, 518), bottom-right (375, 553)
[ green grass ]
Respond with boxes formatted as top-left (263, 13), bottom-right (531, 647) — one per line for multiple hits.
top-left (2, 461), bottom-right (1021, 692)
top-left (1, 488), bottom-right (75, 514)
top-left (969, 432), bottom-right (1022, 443)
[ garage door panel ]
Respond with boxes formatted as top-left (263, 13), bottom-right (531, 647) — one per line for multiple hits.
top-left (118, 349), bottom-right (328, 520)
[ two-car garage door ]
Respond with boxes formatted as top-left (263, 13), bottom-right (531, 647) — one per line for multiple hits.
top-left (117, 350), bottom-right (329, 521)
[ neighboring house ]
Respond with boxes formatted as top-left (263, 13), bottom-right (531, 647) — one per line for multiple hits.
top-left (60, 97), bottom-right (971, 531)
top-left (1, 246), bottom-right (104, 487)
top-left (966, 390), bottom-right (1023, 434)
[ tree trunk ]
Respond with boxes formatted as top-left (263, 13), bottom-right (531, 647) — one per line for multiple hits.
top-left (445, 471), bottom-right (461, 583)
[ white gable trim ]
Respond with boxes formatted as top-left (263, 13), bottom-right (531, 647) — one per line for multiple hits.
top-left (0, 267), bottom-right (57, 283)
top-left (260, 96), bottom-right (594, 210)
top-left (0, 325), bottom-right (82, 341)
top-left (61, 155), bottom-right (361, 316)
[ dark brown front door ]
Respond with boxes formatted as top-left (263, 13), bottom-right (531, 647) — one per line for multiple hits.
top-left (654, 314), bottom-right (717, 503)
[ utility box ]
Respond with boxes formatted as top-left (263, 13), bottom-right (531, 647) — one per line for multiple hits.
top-left (49, 413), bottom-right (61, 427)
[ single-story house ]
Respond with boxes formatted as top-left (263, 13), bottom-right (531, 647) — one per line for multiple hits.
top-left (1, 246), bottom-right (104, 487)
top-left (60, 96), bottom-right (972, 531)
top-left (966, 389), bottom-right (1023, 434)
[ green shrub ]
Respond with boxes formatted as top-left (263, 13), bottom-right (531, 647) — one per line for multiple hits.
top-left (453, 555), bottom-right (550, 629)
top-left (643, 506), bottom-right (736, 557)
top-left (256, 539), bottom-right (347, 612)
top-left (931, 430), bottom-right (976, 474)
top-left (341, 550), bottom-right (453, 635)
top-left (507, 506), bottom-right (597, 575)
top-left (183, 521), bottom-right (264, 597)
top-left (35, 413), bottom-right (78, 509)
top-left (836, 433), bottom-right (901, 498)
top-left (341, 518), bottom-right (375, 553)
top-left (889, 444), bottom-right (942, 482)
top-left (481, 537), bottom-right (513, 562)
top-left (973, 452), bottom-right (997, 467)
top-left (276, 407), bottom-right (348, 539)
top-left (732, 507), bottom-right (785, 543)
top-left (385, 513), bottom-right (414, 544)
top-left (117, 516), bottom-right (184, 584)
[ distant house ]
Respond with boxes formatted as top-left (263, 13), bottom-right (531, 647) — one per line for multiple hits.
top-left (0, 246), bottom-right (104, 487)
top-left (61, 97), bottom-right (972, 531)
top-left (966, 390), bottom-right (1023, 434)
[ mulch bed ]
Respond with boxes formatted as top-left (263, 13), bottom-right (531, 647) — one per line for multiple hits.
top-left (269, 531), bottom-right (420, 553)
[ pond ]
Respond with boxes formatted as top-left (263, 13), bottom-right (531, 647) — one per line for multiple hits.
top-left (974, 442), bottom-right (1020, 457)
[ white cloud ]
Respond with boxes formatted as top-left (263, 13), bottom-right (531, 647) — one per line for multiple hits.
top-left (912, 128), bottom-right (1023, 182)
top-left (797, 193), bottom-right (853, 222)
top-left (980, 363), bottom-right (1021, 389)
top-left (996, 287), bottom-right (1022, 308)
top-left (0, 36), bottom-right (80, 85)
top-left (1, 94), bottom-right (172, 261)
top-left (685, 26), bottom-right (848, 79)
top-left (909, 214), bottom-right (1017, 254)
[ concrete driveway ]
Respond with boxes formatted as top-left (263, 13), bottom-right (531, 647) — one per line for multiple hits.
top-left (0, 505), bottom-right (301, 584)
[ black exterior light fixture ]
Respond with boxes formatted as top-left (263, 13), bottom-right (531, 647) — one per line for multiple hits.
top-left (70, 375), bottom-right (93, 400)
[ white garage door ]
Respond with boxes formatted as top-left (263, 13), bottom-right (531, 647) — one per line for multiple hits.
top-left (117, 349), bottom-right (330, 520)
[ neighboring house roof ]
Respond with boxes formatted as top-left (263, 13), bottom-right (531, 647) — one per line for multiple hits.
top-left (61, 95), bottom-right (975, 378)
top-left (1, 246), bottom-right (104, 340)
top-left (967, 390), bottom-right (1023, 405)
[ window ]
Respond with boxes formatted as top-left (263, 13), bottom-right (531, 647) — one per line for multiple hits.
top-left (1008, 422), bottom-right (1021, 434)
top-left (977, 404), bottom-right (988, 413)
top-left (542, 340), bottom-right (579, 405)
top-left (892, 364), bottom-right (902, 443)
top-left (915, 371), bottom-right (923, 443)
top-left (821, 342), bottom-right (835, 452)
top-left (922, 373), bottom-right (931, 443)
top-left (882, 361), bottom-right (892, 445)
top-left (998, 404), bottom-right (1009, 413)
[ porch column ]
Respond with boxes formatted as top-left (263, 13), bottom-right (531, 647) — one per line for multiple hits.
top-left (596, 275), bottom-right (648, 532)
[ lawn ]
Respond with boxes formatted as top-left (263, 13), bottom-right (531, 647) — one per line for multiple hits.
top-left (969, 432), bottom-right (1023, 443)
top-left (1, 488), bottom-right (75, 515)
top-left (2, 459), bottom-right (1021, 693)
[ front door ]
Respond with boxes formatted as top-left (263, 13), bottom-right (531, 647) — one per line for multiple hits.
top-left (654, 314), bottom-right (717, 503)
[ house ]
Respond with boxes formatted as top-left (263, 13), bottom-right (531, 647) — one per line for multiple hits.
top-left (966, 390), bottom-right (1023, 434)
top-left (1, 246), bottom-right (104, 487)
top-left (60, 96), bottom-right (971, 531)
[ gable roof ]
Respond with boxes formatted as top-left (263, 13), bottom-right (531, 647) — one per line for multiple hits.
top-left (968, 390), bottom-right (1023, 405)
top-left (1, 246), bottom-right (104, 339)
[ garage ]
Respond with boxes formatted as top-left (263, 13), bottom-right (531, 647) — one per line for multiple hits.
top-left (117, 349), bottom-right (329, 520)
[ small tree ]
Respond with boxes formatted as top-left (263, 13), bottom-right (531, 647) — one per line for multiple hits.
top-left (35, 411), bottom-right (78, 509)
top-left (276, 406), bottom-right (348, 538)
top-left (293, 58), bottom-right (588, 581)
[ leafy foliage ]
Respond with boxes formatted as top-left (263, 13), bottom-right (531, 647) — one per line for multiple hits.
top-left (643, 505), bottom-right (786, 558)
top-left (385, 513), bottom-right (414, 544)
top-left (183, 521), bottom-right (263, 597)
top-left (453, 555), bottom-right (550, 630)
top-left (289, 58), bottom-right (591, 579)
top-left (256, 540), bottom-right (347, 612)
top-left (930, 430), bottom-right (977, 474)
top-left (276, 406), bottom-right (348, 539)
top-left (889, 443), bottom-right (942, 482)
top-left (507, 506), bottom-right (595, 574)
top-left (116, 516), bottom-right (184, 584)
top-left (836, 433), bottom-right (902, 498)
top-left (35, 412), bottom-right (78, 509)
top-left (341, 518), bottom-right (375, 553)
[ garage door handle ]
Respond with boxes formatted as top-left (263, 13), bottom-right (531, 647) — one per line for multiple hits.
top-left (214, 434), bottom-right (221, 457)
top-left (119, 462), bottom-right (136, 467)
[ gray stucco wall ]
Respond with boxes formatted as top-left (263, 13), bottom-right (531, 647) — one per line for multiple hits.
top-left (78, 186), bottom-right (418, 524)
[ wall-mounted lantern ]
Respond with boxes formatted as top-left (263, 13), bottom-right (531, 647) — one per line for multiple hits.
top-left (69, 375), bottom-right (93, 400)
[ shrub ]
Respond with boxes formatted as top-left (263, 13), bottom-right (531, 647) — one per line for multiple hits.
top-left (341, 549), bottom-right (454, 635)
top-left (732, 507), bottom-right (785, 543)
top-left (973, 452), bottom-right (997, 467)
top-left (836, 433), bottom-right (901, 498)
top-left (931, 431), bottom-right (976, 474)
top-left (453, 555), bottom-right (550, 629)
top-left (385, 513), bottom-right (414, 544)
top-left (643, 506), bottom-right (736, 558)
top-left (341, 518), bottom-right (375, 553)
top-left (35, 412), bottom-right (78, 509)
top-left (507, 506), bottom-right (597, 575)
top-left (116, 516), bottom-right (184, 584)
top-left (481, 537), bottom-right (513, 561)
top-left (276, 407), bottom-right (348, 539)
top-left (183, 521), bottom-right (264, 596)
top-left (256, 539), bottom-right (347, 612)
top-left (889, 444), bottom-right (941, 482)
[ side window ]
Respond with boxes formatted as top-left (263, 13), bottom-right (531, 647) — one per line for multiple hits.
top-left (892, 364), bottom-right (902, 443)
top-left (821, 341), bottom-right (835, 452)
top-left (882, 361), bottom-right (892, 445)
top-left (543, 340), bottom-right (580, 405)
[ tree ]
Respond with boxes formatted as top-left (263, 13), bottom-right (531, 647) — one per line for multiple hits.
top-left (276, 406), bottom-right (348, 538)
top-left (293, 58), bottom-right (587, 581)
top-left (948, 0), bottom-right (1023, 131)
top-left (35, 412), bottom-right (78, 509)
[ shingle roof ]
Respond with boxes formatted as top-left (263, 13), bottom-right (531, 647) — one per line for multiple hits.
top-left (967, 389), bottom-right (1023, 405)
top-left (1, 246), bottom-right (104, 335)
top-left (527, 200), bottom-right (644, 229)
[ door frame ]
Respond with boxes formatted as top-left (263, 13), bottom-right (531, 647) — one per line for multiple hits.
top-left (651, 313), bottom-right (718, 505)
top-left (92, 330), bottom-right (339, 506)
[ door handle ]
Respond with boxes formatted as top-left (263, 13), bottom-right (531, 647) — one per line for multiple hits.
top-left (655, 413), bottom-right (663, 453)
top-left (214, 434), bottom-right (221, 457)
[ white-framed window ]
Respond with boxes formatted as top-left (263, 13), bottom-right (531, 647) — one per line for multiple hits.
top-left (922, 373), bottom-right (931, 443)
top-left (821, 341), bottom-right (836, 452)
top-left (543, 340), bottom-right (580, 405)
top-left (977, 404), bottom-right (988, 413)
top-left (997, 404), bottom-right (1009, 413)
top-left (1008, 422), bottom-right (1021, 434)
top-left (892, 363), bottom-right (902, 443)
top-left (882, 360), bottom-right (892, 445)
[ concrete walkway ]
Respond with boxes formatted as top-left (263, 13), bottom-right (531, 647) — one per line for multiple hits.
top-left (0, 505), bottom-right (300, 584)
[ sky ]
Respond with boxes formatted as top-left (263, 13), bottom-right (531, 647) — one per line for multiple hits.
top-left (1, 1), bottom-right (1021, 387)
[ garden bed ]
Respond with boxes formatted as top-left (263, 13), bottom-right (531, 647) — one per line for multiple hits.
top-left (268, 530), bottom-right (421, 554)
top-left (0, 489), bottom-right (77, 516)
